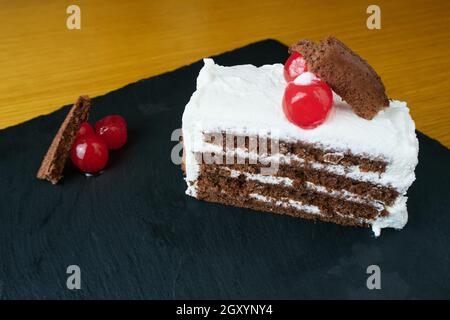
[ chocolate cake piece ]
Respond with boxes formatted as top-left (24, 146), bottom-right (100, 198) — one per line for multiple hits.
top-left (181, 58), bottom-right (419, 236)
top-left (37, 96), bottom-right (91, 184)
top-left (290, 37), bottom-right (389, 119)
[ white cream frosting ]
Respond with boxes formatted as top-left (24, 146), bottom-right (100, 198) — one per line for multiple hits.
top-left (293, 72), bottom-right (319, 85)
top-left (249, 193), bottom-right (321, 215)
top-left (182, 59), bottom-right (419, 235)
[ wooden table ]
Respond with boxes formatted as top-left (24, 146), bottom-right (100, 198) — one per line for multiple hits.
top-left (1, 0), bottom-right (449, 147)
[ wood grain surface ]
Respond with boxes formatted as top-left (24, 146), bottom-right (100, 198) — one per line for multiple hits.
top-left (1, 0), bottom-right (449, 147)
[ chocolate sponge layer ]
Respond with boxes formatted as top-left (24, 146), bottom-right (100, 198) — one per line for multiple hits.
top-left (197, 169), bottom-right (386, 220)
top-left (196, 172), bottom-right (373, 228)
top-left (203, 132), bottom-right (388, 173)
top-left (198, 159), bottom-right (398, 205)
top-left (199, 191), bottom-right (368, 228)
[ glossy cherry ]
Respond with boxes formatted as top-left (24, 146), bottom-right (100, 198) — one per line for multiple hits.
top-left (76, 122), bottom-right (95, 139)
top-left (95, 115), bottom-right (127, 150)
top-left (284, 52), bottom-right (308, 82)
top-left (70, 135), bottom-right (109, 173)
top-left (282, 72), bottom-right (333, 129)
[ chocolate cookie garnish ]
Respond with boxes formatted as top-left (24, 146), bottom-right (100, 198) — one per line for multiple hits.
top-left (290, 37), bottom-right (389, 119)
top-left (37, 96), bottom-right (91, 184)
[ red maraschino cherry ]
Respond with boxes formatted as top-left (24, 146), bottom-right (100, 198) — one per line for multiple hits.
top-left (70, 135), bottom-right (109, 173)
top-left (284, 52), bottom-right (308, 82)
top-left (95, 115), bottom-right (127, 150)
top-left (76, 122), bottom-right (95, 139)
top-left (282, 72), bottom-right (333, 129)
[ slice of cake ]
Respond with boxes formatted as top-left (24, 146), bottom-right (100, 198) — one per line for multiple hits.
top-left (181, 37), bottom-right (418, 236)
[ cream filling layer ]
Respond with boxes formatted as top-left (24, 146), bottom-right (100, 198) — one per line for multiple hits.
top-left (236, 168), bottom-right (407, 235)
top-left (222, 167), bottom-right (384, 211)
top-left (249, 193), bottom-right (370, 225)
top-left (186, 160), bottom-right (407, 236)
top-left (249, 193), bottom-right (321, 215)
top-left (224, 166), bottom-right (390, 221)
top-left (248, 192), bottom-right (407, 237)
top-left (194, 144), bottom-right (404, 192)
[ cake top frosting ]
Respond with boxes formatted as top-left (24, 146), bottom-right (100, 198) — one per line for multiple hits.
top-left (183, 59), bottom-right (418, 166)
top-left (290, 37), bottom-right (389, 120)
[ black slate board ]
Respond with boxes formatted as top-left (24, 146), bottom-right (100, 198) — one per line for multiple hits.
top-left (1, 40), bottom-right (450, 299)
